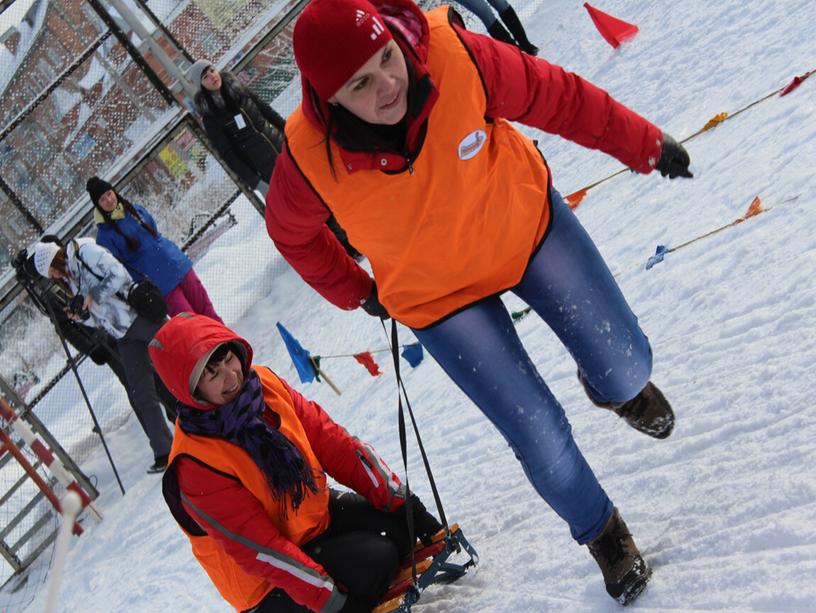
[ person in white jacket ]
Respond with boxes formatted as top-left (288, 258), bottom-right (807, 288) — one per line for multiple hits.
top-left (30, 238), bottom-right (174, 473)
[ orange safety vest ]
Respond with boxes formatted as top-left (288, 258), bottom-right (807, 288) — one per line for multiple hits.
top-left (168, 367), bottom-right (330, 611)
top-left (286, 7), bottom-right (551, 328)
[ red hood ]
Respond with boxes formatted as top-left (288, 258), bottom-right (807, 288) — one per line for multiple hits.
top-left (149, 313), bottom-right (253, 409)
top-left (299, 0), bottom-right (431, 130)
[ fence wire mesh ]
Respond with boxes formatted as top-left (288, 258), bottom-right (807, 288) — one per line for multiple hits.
top-left (0, 428), bottom-right (61, 596)
top-left (0, 0), bottom-right (480, 595)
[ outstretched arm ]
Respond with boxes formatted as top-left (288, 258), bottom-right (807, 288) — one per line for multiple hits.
top-left (281, 378), bottom-right (406, 511)
top-left (454, 23), bottom-right (663, 173)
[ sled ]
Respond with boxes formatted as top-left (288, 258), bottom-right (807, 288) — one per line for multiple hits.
top-left (373, 523), bottom-right (478, 613)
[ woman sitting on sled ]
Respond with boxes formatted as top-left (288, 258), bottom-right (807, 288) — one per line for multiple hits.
top-left (150, 313), bottom-right (443, 612)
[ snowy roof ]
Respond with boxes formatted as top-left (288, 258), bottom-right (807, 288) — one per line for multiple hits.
top-left (77, 54), bottom-right (106, 90)
top-left (50, 86), bottom-right (82, 120)
top-left (0, 0), bottom-right (48, 97)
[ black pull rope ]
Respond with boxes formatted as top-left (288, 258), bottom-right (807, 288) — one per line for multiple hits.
top-left (382, 319), bottom-right (450, 531)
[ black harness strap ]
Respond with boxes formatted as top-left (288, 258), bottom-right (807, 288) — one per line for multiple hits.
top-left (383, 319), bottom-right (450, 531)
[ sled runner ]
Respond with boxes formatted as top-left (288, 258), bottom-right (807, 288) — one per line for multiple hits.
top-left (373, 523), bottom-right (478, 613)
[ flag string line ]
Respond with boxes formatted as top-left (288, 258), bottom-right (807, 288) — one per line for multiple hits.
top-left (319, 347), bottom-right (393, 360)
top-left (302, 192), bottom-right (799, 379)
top-left (564, 68), bottom-right (814, 207)
top-left (635, 193), bottom-right (801, 272)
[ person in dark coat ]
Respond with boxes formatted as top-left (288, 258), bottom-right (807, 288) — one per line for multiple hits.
top-left (190, 60), bottom-right (286, 196)
top-left (189, 60), bottom-right (363, 260)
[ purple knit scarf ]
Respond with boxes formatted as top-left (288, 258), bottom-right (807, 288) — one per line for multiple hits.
top-left (176, 369), bottom-right (318, 513)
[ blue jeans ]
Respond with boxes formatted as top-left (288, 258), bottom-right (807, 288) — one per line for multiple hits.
top-left (412, 189), bottom-right (652, 543)
top-left (454, 0), bottom-right (510, 29)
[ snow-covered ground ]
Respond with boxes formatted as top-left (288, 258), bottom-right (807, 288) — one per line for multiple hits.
top-left (10, 0), bottom-right (816, 610)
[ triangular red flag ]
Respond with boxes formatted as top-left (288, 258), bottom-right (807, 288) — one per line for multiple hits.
top-left (780, 70), bottom-right (813, 96)
top-left (566, 188), bottom-right (588, 209)
top-left (584, 3), bottom-right (639, 49)
top-left (353, 352), bottom-right (382, 376)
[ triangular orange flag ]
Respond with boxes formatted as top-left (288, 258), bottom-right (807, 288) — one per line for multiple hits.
top-left (566, 188), bottom-right (588, 209)
top-left (735, 196), bottom-right (763, 224)
top-left (583, 3), bottom-right (639, 49)
top-left (701, 112), bottom-right (729, 133)
top-left (743, 196), bottom-right (764, 219)
top-left (353, 352), bottom-right (382, 376)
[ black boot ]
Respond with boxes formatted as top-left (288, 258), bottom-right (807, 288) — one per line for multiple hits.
top-left (486, 19), bottom-right (515, 45)
top-left (612, 382), bottom-right (675, 439)
top-left (499, 6), bottom-right (539, 55)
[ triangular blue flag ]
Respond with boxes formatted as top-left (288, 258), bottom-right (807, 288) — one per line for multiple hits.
top-left (645, 245), bottom-right (669, 270)
top-left (401, 343), bottom-right (424, 367)
top-left (276, 322), bottom-right (316, 383)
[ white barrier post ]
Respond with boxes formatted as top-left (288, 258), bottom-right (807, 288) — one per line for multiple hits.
top-left (43, 491), bottom-right (83, 613)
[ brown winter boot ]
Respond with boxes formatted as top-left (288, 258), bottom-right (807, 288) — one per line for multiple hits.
top-left (611, 382), bottom-right (675, 439)
top-left (580, 374), bottom-right (675, 439)
top-left (587, 508), bottom-right (651, 605)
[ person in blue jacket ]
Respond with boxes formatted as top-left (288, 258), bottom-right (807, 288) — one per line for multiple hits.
top-left (87, 177), bottom-right (223, 324)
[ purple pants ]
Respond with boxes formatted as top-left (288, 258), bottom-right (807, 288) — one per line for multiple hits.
top-left (164, 269), bottom-right (223, 323)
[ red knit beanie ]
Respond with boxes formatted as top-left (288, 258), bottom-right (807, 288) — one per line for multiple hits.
top-left (294, 0), bottom-right (394, 101)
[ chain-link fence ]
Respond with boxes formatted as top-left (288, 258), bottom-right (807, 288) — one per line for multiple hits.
top-left (0, 0), bottom-right (482, 592)
top-left (0, 431), bottom-right (59, 610)
top-left (0, 0), bottom-right (304, 589)
top-left (0, 2), bottom-right (174, 272)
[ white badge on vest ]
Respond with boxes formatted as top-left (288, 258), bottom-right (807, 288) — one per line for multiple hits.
top-left (234, 114), bottom-right (246, 130)
top-left (458, 130), bottom-right (487, 161)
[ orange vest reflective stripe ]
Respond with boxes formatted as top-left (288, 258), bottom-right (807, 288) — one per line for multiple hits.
top-left (168, 367), bottom-right (330, 611)
top-left (286, 7), bottom-right (551, 328)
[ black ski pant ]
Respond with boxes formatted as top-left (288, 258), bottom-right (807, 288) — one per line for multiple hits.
top-left (117, 315), bottom-right (174, 460)
top-left (250, 490), bottom-right (413, 612)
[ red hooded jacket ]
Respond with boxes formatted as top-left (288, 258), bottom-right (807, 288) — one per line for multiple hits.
top-left (150, 314), bottom-right (406, 612)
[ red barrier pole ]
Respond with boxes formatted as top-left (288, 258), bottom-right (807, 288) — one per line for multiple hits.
top-left (0, 428), bottom-right (82, 536)
top-left (0, 396), bottom-right (102, 523)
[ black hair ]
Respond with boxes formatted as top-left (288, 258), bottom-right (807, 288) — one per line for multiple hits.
top-left (193, 71), bottom-right (248, 117)
top-left (205, 342), bottom-right (247, 372)
top-left (96, 194), bottom-right (158, 251)
top-left (40, 234), bottom-right (62, 245)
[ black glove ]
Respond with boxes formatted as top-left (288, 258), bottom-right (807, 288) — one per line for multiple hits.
top-left (656, 132), bottom-right (693, 179)
top-left (406, 494), bottom-right (443, 546)
top-left (88, 346), bottom-right (110, 365)
top-left (339, 594), bottom-right (372, 613)
top-left (360, 282), bottom-right (390, 319)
